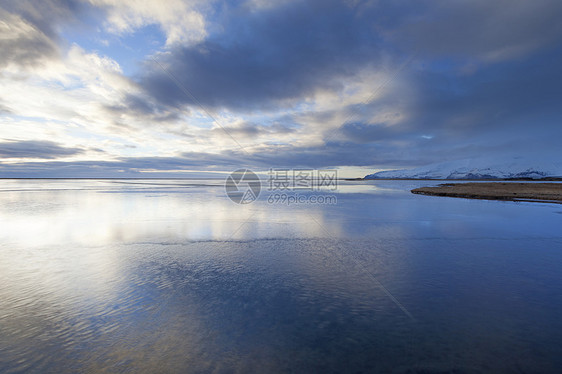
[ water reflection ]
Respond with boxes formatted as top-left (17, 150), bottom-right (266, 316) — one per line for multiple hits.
top-left (1, 180), bottom-right (562, 373)
top-left (0, 180), bottom-right (348, 246)
top-left (3, 179), bottom-right (561, 247)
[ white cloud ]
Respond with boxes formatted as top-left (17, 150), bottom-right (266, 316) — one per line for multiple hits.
top-left (0, 40), bottom-right (232, 162)
top-left (89, 0), bottom-right (207, 46)
top-left (0, 44), bottom-right (143, 159)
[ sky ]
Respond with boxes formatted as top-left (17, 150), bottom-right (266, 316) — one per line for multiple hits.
top-left (1, 0), bottom-right (561, 178)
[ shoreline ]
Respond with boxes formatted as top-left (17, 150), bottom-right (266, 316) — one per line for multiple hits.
top-left (411, 182), bottom-right (562, 204)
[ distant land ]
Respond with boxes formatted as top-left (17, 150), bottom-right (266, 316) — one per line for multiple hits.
top-left (411, 182), bottom-right (562, 204)
top-left (365, 157), bottom-right (562, 180)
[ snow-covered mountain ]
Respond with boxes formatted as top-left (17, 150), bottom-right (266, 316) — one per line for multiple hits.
top-left (365, 157), bottom-right (562, 180)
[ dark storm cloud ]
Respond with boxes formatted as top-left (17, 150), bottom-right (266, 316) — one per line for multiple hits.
top-left (339, 42), bottom-right (562, 144)
top-left (103, 93), bottom-right (182, 124)
top-left (134, 0), bottom-right (562, 114)
top-left (2, 0), bottom-right (83, 38)
top-left (332, 10), bottom-right (562, 167)
top-left (340, 122), bottom-right (409, 144)
top-left (0, 8), bottom-right (57, 68)
top-left (127, 0), bottom-right (562, 171)
top-left (396, 0), bottom-right (562, 61)
top-left (210, 121), bottom-right (298, 140)
top-left (138, 0), bottom-right (385, 111)
top-left (0, 140), bottom-right (84, 159)
top-left (397, 44), bottom-right (562, 141)
top-left (0, 0), bottom-right (85, 68)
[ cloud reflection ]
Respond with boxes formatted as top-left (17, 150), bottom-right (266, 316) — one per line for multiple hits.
top-left (0, 180), bottom-right (345, 247)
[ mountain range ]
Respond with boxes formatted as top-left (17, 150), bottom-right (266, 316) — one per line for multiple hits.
top-left (365, 157), bottom-right (562, 180)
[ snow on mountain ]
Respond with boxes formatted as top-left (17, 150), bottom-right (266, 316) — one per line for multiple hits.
top-left (365, 157), bottom-right (562, 179)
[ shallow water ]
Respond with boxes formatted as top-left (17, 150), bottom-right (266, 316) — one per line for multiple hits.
top-left (1, 179), bottom-right (561, 373)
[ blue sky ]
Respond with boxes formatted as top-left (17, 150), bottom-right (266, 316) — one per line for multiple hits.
top-left (1, 0), bottom-right (561, 178)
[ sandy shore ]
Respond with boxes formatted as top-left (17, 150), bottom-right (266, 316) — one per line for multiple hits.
top-left (411, 182), bottom-right (562, 204)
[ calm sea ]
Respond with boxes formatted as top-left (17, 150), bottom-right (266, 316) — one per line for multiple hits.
top-left (1, 179), bottom-right (561, 373)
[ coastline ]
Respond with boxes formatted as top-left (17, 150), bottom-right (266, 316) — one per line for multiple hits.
top-left (411, 182), bottom-right (562, 204)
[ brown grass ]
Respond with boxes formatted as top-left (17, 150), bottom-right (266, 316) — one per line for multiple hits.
top-left (411, 182), bottom-right (562, 204)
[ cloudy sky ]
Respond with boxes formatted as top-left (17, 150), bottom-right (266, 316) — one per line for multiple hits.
top-left (1, 0), bottom-right (561, 178)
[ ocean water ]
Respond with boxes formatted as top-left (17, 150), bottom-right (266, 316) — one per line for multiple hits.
top-left (1, 179), bottom-right (561, 373)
